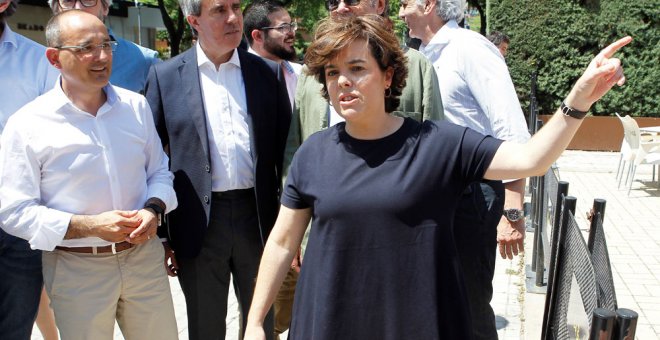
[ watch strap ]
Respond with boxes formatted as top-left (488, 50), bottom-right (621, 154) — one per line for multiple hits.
top-left (144, 203), bottom-right (164, 226)
top-left (561, 101), bottom-right (588, 119)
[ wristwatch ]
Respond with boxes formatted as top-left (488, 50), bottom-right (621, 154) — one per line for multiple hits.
top-left (560, 101), bottom-right (588, 120)
top-left (503, 208), bottom-right (525, 222)
top-left (144, 203), bottom-right (164, 227)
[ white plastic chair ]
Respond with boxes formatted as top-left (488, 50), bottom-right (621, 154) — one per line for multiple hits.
top-left (614, 113), bottom-right (633, 183)
top-left (619, 115), bottom-right (660, 194)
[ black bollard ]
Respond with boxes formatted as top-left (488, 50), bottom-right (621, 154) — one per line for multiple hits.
top-left (613, 308), bottom-right (638, 340)
top-left (589, 308), bottom-right (616, 340)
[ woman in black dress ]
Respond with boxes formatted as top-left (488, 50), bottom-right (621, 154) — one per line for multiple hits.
top-left (245, 15), bottom-right (630, 340)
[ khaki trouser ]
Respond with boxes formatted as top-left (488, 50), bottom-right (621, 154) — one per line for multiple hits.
top-left (273, 268), bottom-right (299, 337)
top-left (42, 238), bottom-right (177, 340)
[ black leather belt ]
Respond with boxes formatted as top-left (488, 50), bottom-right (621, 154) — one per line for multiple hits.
top-left (212, 188), bottom-right (254, 199)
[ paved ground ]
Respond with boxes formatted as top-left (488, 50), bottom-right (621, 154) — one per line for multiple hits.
top-left (523, 150), bottom-right (660, 339)
top-left (31, 150), bottom-right (659, 339)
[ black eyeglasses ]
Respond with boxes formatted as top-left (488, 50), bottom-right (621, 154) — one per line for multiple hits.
top-left (58, 0), bottom-right (98, 9)
top-left (57, 41), bottom-right (118, 55)
top-left (325, 0), bottom-right (361, 11)
top-left (261, 22), bottom-right (298, 34)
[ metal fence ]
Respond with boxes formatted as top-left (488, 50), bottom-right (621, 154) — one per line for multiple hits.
top-left (528, 186), bottom-right (639, 339)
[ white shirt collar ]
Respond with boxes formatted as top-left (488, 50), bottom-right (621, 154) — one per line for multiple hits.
top-left (196, 42), bottom-right (241, 69)
top-left (421, 20), bottom-right (459, 56)
top-left (51, 76), bottom-right (119, 114)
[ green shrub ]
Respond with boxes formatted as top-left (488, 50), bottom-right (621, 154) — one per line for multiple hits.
top-left (490, 0), bottom-right (659, 117)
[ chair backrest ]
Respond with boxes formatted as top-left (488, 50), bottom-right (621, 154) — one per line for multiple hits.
top-left (620, 115), bottom-right (641, 150)
top-left (614, 113), bottom-right (631, 155)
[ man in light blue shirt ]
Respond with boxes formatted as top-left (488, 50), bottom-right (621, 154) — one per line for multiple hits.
top-left (48, 0), bottom-right (159, 93)
top-left (0, 0), bottom-right (59, 338)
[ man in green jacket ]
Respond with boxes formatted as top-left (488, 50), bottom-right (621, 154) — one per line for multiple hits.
top-left (284, 0), bottom-right (443, 173)
top-left (274, 1), bottom-right (443, 336)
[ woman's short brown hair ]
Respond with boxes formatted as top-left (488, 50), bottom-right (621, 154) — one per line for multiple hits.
top-left (304, 15), bottom-right (408, 113)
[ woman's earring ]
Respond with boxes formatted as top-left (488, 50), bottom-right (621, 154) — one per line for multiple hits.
top-left (384, 87), bottom-right (392, 98)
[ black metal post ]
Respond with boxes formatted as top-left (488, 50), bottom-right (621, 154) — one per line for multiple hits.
top-left (530, 120), bottom-right (545, 270)
top-left (534, 170), bottom-right (547, 287)
top-left (613, 308), bottom-right (638, 340)
top-left (531, 175), bottom-right (539, 271)
top-left (528, 69), bottom-right (538, 134)
top-left (542, 196), bottom-right (576, 340)
top-left (589, 308), bottom-right (616, 340)
top-left (588, 199), bottom-right (607, 253)
top-left (553, 182), bottom-right (570, 237)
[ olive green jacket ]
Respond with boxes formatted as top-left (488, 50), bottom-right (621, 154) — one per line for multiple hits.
top-left (283, 47), bottom-right (444, 180)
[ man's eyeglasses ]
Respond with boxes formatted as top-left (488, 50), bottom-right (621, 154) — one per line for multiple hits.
top-left (261, 22), bottom-right (298, 34)
top-left (325, 0), bottom-right (361, 11)
top-left (58, 0), bottom-right (98, 9)
top-left (57, 41), bottom-right (118, 55)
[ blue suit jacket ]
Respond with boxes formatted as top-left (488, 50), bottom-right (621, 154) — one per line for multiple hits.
top-left (145, 47), bottom-right (291, 258)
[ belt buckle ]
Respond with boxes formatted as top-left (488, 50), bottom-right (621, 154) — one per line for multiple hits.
top-left (111, 243), bottom-right (117, 255)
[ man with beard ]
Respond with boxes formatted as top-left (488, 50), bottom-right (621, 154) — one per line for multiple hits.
top-left (244, 1), bottom-right (301, 110)
top-left (244, 5), bottom-right (301, 338)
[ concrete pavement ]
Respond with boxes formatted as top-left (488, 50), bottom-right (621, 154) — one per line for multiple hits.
top-left (522, 150), bottom-right (660, 339)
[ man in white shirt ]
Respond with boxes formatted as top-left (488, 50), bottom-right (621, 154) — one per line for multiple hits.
top-left (399, 0), bottom-right (530, 339)
top-left (0, 0), bottom-right (59, 338)
top-left (144, 0), bottom-right (291, 338)
top-left (0, 10), bottom-right (178, 339)
top-left (244, 1), bottom-right (302, 110)
top-left (487, 31), bottom-right (510, 58)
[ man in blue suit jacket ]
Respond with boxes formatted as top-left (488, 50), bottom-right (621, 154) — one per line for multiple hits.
top-left (145, 0), bottom-right (290, 338)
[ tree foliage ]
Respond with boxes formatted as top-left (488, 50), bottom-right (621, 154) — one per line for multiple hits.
top-left (490, 0), bottom-right (659, 116)
top-left (142, 0), bottom-right (193, 57)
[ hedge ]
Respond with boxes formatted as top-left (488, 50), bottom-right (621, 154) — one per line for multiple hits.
top-left (489, 0), bottom-right (659, 117)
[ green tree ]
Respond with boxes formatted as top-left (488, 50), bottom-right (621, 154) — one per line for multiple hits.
top-left (142, 0), bottom-right (192, 57)
top-left (490, 0), bottom-right (659, 117)
top-left (467, 0), bottom-right (486, 35)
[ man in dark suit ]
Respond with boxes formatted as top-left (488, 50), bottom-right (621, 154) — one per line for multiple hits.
top-left (144, 0), bottom-right (291, 338)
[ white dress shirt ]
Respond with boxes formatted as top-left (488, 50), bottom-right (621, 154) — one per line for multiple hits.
top-left (0, 23), bottom-right (59, 135)
top-left (0, 81), bottom-right (177, 250)
top-left (281, 60), bottom-right (302, 109)
top-left (420, 20), bottom-right (530, 143)
top-left (197, 44), bottom-right (254, 192)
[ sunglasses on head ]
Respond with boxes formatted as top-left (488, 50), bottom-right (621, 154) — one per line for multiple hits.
top-left (325, 0), bottom-right (362, 11)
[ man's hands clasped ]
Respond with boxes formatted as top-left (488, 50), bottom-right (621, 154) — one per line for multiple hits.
top-left (68, 208), bottom-right (159, 244)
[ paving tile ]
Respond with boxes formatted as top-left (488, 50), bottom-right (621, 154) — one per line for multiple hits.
top-left (524, 151), bottom-right (660, 340)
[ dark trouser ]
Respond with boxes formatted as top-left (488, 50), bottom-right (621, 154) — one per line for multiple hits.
top-left (0, 229), bottom-right (43, 340)
top-left (453, 180), bottom-right (505, 340)
top-left (177, 189), bottom-right (274, 340)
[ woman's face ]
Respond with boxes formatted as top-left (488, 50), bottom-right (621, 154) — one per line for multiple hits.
top-left (324, 39), bottom-right (393, 122)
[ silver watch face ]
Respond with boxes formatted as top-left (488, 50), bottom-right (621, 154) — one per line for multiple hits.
top-left (504, 209), bottom-right (524, 222)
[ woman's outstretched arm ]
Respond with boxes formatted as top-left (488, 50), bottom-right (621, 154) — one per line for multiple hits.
top-left (485, 36), bottom-right (632, 180)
